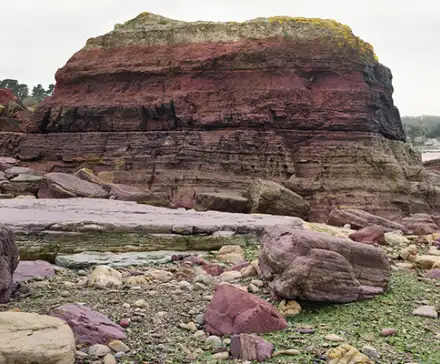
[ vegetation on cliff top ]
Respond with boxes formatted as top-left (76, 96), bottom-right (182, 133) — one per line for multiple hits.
top-left (86, 12), bottom-right (378, 63)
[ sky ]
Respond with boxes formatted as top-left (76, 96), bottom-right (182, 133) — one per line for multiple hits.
top-left (2, 0), bottom-right (439, 116)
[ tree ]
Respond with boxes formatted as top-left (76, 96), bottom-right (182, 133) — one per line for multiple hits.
top-left (31, 84), bottom-right (47, 102)
top-left (0, 79), bottom-right (29, 100)
top-left (46, 84), bottom-right (55, 97)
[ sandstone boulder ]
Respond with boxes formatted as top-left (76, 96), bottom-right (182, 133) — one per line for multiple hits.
top-left (0, 311), bottom-right (75, 364)
top-left (327, 209), bottom-right (407, 232)
top-left (326, 344), bottom-right (373, 364)
top-left (38, 172), bottom-right (108, 199)
top-left (49, 304), bottom-right (127, 345)
top-left (400, 213), bottom-right (439, 235)
top-left (204, 283), bottom-right (287, 335)
top-left (248, 179), bottom-right (310, 218)
top-left (259, 227), bottom-right (390, 303)
top-left (196, 192), bottom-right (250, 213)
top-left (349, 226), bottom-right (386, 245)
top-left (89, 265), bottom-right (123, 287)
top-left (0, 226), bottom-right (19, 303)
top-left (230, 333), bottom-right (274, 362)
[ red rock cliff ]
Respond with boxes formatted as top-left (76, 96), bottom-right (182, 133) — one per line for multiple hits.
top-left (1, 13), bottom-right (438, 220)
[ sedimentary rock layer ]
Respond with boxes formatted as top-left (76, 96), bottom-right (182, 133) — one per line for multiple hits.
top-left (1, 13), bottom-right (439, 220)
top-left (0, 198), bottom-right (303, 261)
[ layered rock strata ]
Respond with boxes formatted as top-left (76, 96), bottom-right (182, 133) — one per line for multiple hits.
top-left (1, 13), bottom-right (438, 220)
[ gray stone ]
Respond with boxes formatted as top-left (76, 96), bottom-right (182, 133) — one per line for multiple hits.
top-left (361, 345), bottom-right (381, 361)
top-left (10, 174), bottom-right (43, 183)
top-left (412, 305), bottom-right (438, 319)
top-left (5, 167), bottom-right (34, 179)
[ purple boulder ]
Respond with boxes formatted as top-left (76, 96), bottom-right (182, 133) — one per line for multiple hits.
top-left (49, 304), bottom-right (126, 345)
top-left (13, 260), bottom-right (57, 283)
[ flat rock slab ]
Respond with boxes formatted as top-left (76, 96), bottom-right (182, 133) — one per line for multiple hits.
top-left (0, 198), bottom-right (303, 260)
top-left (55, 250), bottom-right (208, 269)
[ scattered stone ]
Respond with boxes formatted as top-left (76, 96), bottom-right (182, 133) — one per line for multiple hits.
top-left (241, 264), bottom-right (258, 278)
top-left (148, 269), bottom-right (173, 282)
top-left (278, 300), bottom-right (302, 317)
top-left (78, 269), bottom-right (87, 276)
top-left (325, 334), bottom-right (345, 342)
top-left (230, 333), bottom-right (274, 362)
top-left (49, 304), bottom-right (126, 345)
top-left (103, 353), bottom-right (117, 364)
top-left (220, 270), bottom-right (242, 282)
top-left (395, 262), bottom-right (415, 270)
top-left (400, 245), bottom-right (418, 262)
top-left (60, 290), bottom-right (70, 298)
top-left (126, 275), bottom-right (149, 287)
top-left (196, 191), bottom-right (250, 213)
top-left (251, 279), bottom-right (264, 287)
top-left (416, 255), bottom-right (440, 269)
top-left (202, 263), bottom-right (224, 277)
top-left (217, 245), bottom-right (246, 264)
top-left (134, 299), bottom-right (149, 308)
top-left (210, 352), bottom-right (229, 360)
top-left (119, 319), bottom-right (130, 328)
top-left (89, 344), bottom-right (111, 357)
top-left (412, 305), bottom-right (438, 319)
top-left (89, 266), bottom-right (123, 288)
top-left (326, 344), bottom-right (373, 364)
top-left (362, 345), bottom-right (381, 361)
top-left (425, 269), bottom-right (440, 280)
top-left (108, 340), bottom-right (130, 353)
top-left (206, 335), bottom-right (223, 348)
top-left (401, 214), bottom-right (439, 235)
top-left (180, 322), bottom-right (198, 332)
top-left (273, 349), bottom-right (301, 357)
top-left (248, 283), bottom-right (260, 293)
top-left (194, 330), bottom-right (207, 340)
top-left (0, 312), bottom-right (76, 364)
top-left (384, 231), bottom-right (410, 245)
top-left (194, 273), bottom-right (217, 286)
top-left (380, 328), bottom-right (397, 337)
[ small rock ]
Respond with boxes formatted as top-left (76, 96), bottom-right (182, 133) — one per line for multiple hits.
top-left (78, 269), bottom-right (87, 276)
top-left (206, 335), bottom-right (222, 348)
top-left (326, 344), bottom-right (372, 363)
top-left (248, 283), bottom-right (260, 293)
top-left (134, 299), bottom-right (148, 308)
top-left (210, 352), bottom-right (229, 360)
top-left (60, 290), bottom-right (70, 298)
top-left (299, 327), bottom-right (315, 334)
top-left (122, 303), bottom-right (130, 309)
top-left (148, 269), bottom-right (173, 282)
top-left (325, 334), bottom-right (345, 342)
top-left (76, 350), bottom-right (89, 359)
top-left (119, 319), bottom-right (130, 328)
top-left (241, 264), bottom-right (258, 278)
top-left (89, 344), bottom-right (111, 357)
top-left (89, 266), bottom-right (122, 288)
top-left (273, 349), bottom-right (301, 357)
top-left (251, 279), bottom-right (264, 287)
top-left (195, 313), bottom-right (205, 325)
top-left (108, 340), bottom-right (130, 353)
top-left (362, 345), bottom-right (380, 361)
top-left (381, 328), bottom-right (397, 337)
top-left (412, 305), bottom-right (438, 319)
top-left (278, 300), bottom-right (302, 318)
top-left (194, 274), bottom-right (217, 286)
top-left (217, 245), bottom-right (245, 264)
top-left (180, 322), bottom-right (197, 332)
top-left (219, 270), bottom-right (242, 282)
top-left (103, 353), bottom-right (117, 364)
top-left (178, 280), bottom-right (192, 290)
top-left (194, 330), bottom-right (207, 340)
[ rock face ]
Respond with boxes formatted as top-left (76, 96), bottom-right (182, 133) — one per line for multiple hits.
top-left (259, 227), bottom-right (390, 303)
top-left (0, 312), bottom-right (76, 364)
top-left (0, 226), bottom-right (19, 303)
top-left (1, 13), bottom-right (438, 221)
top-left (204, 283), bottom-right (287, 335)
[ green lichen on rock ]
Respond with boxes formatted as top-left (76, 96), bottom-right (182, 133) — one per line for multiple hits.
top-left (85, 12), bottom-right (378, 63)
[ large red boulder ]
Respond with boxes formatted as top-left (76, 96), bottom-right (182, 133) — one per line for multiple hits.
top-left (204, 283), bottom-right (287, 335)
top-left (0, 226), bottom-right (19, 303)
top-left (259, 227), bottom-right (390, 303)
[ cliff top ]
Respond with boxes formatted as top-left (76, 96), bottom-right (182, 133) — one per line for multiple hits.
top-left (84, 12), bottom-right (377, 63)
